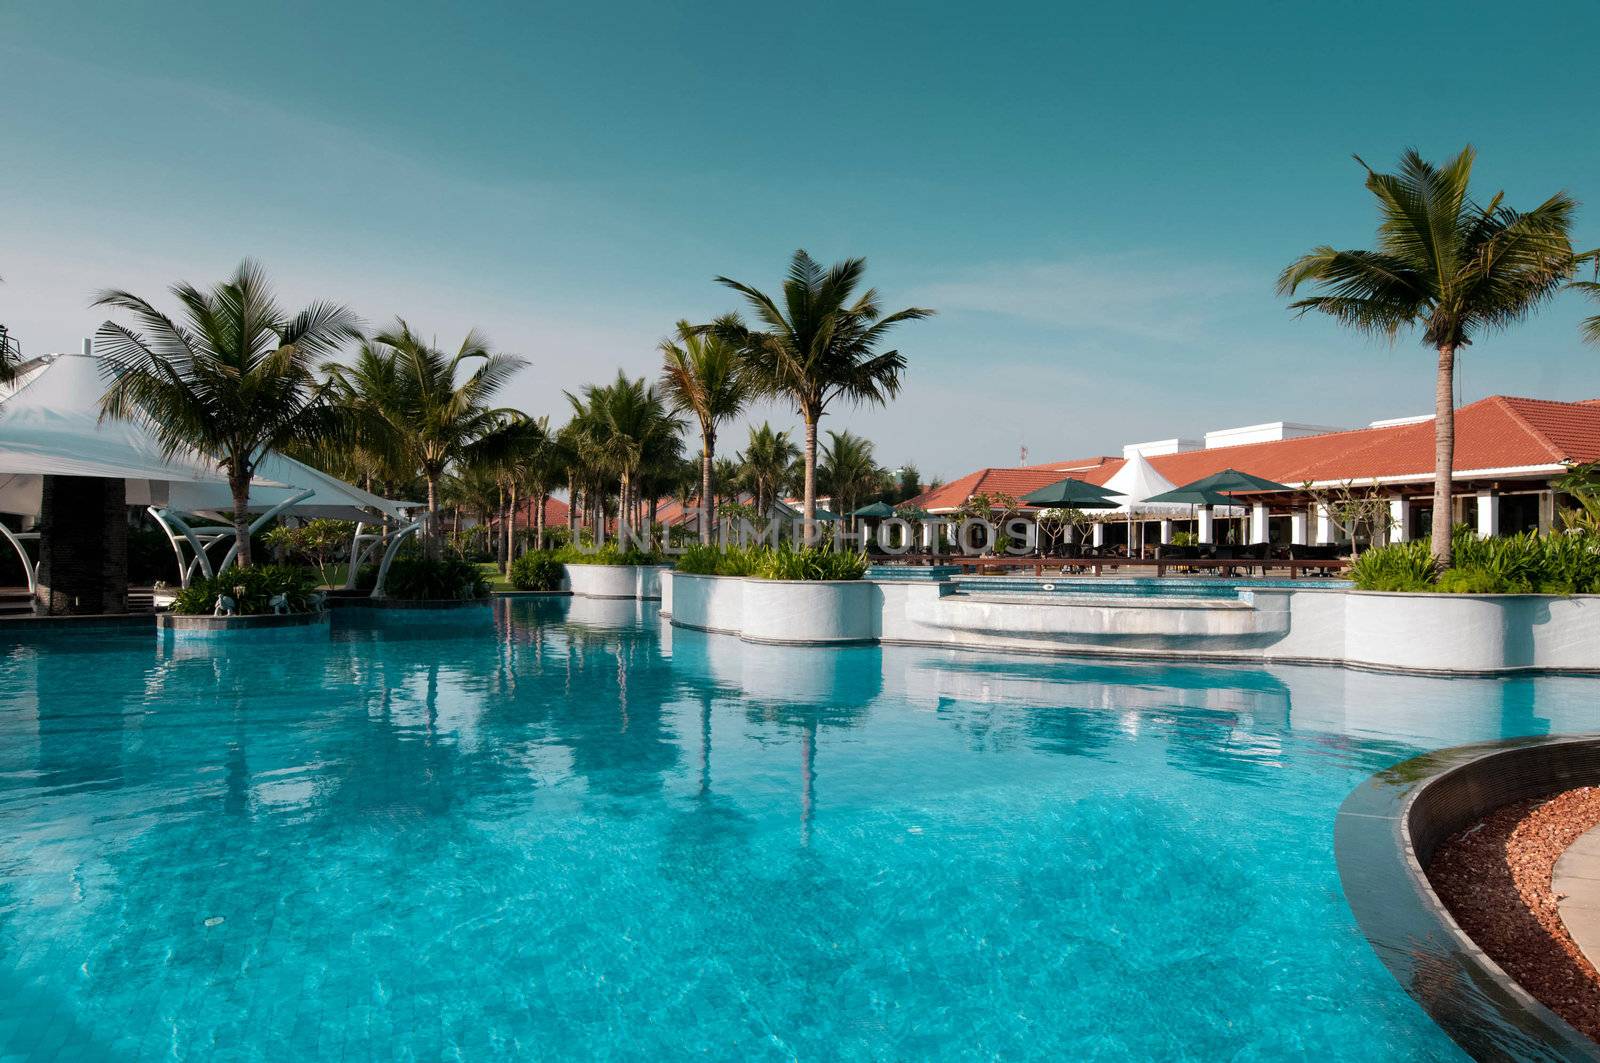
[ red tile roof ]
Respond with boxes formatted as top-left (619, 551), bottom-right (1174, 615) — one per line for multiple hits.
top-left (491, 495), bottom-right (569, 532)
top-left (915, 395), bottom-right (1600, 511)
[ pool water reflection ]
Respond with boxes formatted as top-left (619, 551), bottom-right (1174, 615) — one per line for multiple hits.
top-left (0, 597), bottom-right (1594, 1059)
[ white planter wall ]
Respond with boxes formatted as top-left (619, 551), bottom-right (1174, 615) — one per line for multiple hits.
top-left (663, 574), bottom-right (1600, 675)
top-left (563, 564), bottom-right (667, 600)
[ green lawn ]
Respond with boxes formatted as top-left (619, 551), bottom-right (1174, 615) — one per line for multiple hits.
top-left (477, 562), bottom-right (513, 592)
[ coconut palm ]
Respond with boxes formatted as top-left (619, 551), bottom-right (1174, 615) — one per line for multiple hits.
top-left (714, 250), bottom-right (932, 537)
top-left (565, 372), bottom-right (683, 536)
top-left (94, 260), bottom-right (362, 566)
top-left (365, 320), bottom-right (528, 549)
top-left (738, 423), bottom-right (800, 518)
top-left (1278, 146), bottom-right (1577, 564)
top-left (659, 320), bottom-right (751, 542)
top-left (816, 430), bottom-right (883, 526)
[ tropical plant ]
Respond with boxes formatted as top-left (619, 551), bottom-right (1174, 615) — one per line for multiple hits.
top-left (364, 555), bottom-right (490, 600)
top-left (1349, 527), bottom-right (1600, 594)
top-left (171, 564), bottom-right (318, 615)
top-left (737, 423), bottom-right (800, 520)
top-left (262, 518), bottom-right (357, 588)
top-left (670, 542), bottom-right (868, 580)
top-left (95, 261), bottom-right (362, 566)
top-left (565, 372), bottom-right (683, 535)
top-left (816, 430), bottom-right (884, 524)
top-left (659, 320), bottom-right (750, 543)
top-left (1553, 461), bottom-right (1600, 532)
top-left (1348, 538), bottom-right (1437, 592)
top-left (713, 250), bottom-right (932, 536)
top-left (1278, 146), bottom-right (1577, 566)
top-left (509, 550), bottom-right (565, 591)
top-left (343, 320), bottom-right (528, 550)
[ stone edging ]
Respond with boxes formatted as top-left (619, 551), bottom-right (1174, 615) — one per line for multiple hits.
top-left (328, 597), bottom-right (492, 610)
top-left (1335, 736), bottom-right (1600, 1060)
top-left (157, 611), bottom-right (330, 632)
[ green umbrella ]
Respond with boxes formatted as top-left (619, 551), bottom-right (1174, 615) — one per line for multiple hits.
top-left (1143, 485), bottom-right (1237, 507)
top-left (1020, 477), bottom-right (1122, 509)
top-left (853, 501), bottom-right (897, 518)
top-left (1181, 468), bottom-right (1291, 494)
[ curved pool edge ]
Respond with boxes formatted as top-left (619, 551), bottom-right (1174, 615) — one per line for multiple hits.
top-left (1336, 735), bottom-right (1600, 1061)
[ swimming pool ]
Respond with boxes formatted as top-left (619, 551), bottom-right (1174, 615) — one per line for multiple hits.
top-left (1, 597), bottom-right (1593, 1059)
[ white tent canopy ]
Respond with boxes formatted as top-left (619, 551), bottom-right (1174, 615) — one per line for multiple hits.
top-left (1100, 452), bottom-right (1190, 515)
top-left (0, 352), bottom-right (273, 516)
top-left (0, 352), bottom-right (407, 521)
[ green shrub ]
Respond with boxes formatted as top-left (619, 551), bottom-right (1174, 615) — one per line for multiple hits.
top-left (1350, 528), bottom-right (1600, 594)
top-left (559, 542), bottom-right (664, 566)
top-left (1349, 539), bottom-right (1437, 592)
top-left (510, 550), bottom-right (565, 591)
top-left (370, 556), bottom-right (491, 600)
top-left (1434, 565), bottom-right (1527, 595)
top-left (171, 565), bottom-right (318, 615)
top-left (667, 543), bottom-right (868, 581)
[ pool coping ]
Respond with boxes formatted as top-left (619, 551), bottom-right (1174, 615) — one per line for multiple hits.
top-left (1336, 735), bottom-right (1600, 1061)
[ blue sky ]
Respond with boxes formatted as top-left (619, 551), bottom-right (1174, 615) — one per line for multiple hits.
top-left (3, 1), bottom-right (1599, 478)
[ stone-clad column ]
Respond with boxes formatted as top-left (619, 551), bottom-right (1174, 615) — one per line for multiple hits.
top-left (36, 476), bottom-right (128, 615)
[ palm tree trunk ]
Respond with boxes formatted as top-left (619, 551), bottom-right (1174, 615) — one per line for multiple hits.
top-left (1431, 345), bottom-right (1457, 566)
top-left (231, 471), bottom-right (253, 568)
top-left (535, 492), bottom-right (546, 550)
top-left (426, 474), bottom-right (441, 559)
top-left (700, 429), bottom-right (715, 545)
top-left (505, 481), bottom-right (517, 575)
top-left (566, 475), bottom-right (577, 541)
top-left (802, 413), bottom-right (818, 543)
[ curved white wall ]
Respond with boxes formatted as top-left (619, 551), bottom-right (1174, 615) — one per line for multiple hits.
top-left (666, 573), bottom-right (876, 643)
top-left (662, 574), bottom-right (1600, 675)
top-left (563, 564), bottom-right (667, 600)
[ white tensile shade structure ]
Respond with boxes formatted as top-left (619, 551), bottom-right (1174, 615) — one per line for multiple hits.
top-left (1099, 453), bottom-right (1189, 552)
top-left (0, 350), bottom-right (417, 598)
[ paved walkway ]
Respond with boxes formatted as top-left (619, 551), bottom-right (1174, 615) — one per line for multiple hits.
top-left (1554, 826), bottom-right (1600, 970)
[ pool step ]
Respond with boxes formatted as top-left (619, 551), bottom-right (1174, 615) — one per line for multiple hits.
top-left (0, 589), bottom-right (36, 616)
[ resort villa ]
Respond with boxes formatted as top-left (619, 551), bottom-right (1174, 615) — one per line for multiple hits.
top-left (912, 393), bottom-right (1600, 551)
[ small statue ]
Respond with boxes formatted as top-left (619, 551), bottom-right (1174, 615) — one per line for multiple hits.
top-left (309, 592), bottom-right (327, 614)
top-left (213, 595), bottom-right (237, 617)
top-left (269, 593), bottom-right (289, 616)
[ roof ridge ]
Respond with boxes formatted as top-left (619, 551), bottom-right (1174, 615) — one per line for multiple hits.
top-left (1486, 395), bottom-right (1569, 464)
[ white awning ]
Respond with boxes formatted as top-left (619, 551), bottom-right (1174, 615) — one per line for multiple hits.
top-left (0, 352), bottom-right (407, 522)
top-left (1101, 453), bottom-right (1190, 515)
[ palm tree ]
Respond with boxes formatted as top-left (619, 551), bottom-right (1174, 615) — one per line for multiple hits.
top-left (565, 372), bottom-right (683, 538)
top-left (738, 423), bottom-right (800, 518)
top-left (1279, 146), bottom-right (1577, 565)
top-left (714, 250), bottom-right (932, 537)
top-left (94, 260), bottom-right (361, 566)
top-left (658, 320), bottom-right (751, 542)
top-left (816, 430), bottom-right (883, 526)
top-left (364, 320), bottom-right (528, 549)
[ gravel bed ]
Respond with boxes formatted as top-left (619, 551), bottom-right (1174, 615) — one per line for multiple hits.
top-left (1428, 786), bottom-right (1600, 1043)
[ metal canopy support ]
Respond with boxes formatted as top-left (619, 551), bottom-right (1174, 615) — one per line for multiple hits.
top-left (371, 520), bottom-right (423, 598)
top-left (214, 490), bottom-right (315, 574)
top-left (0, 524), bottom-right (40, 595)
top-left (147, 507), bottom-right (226, 587)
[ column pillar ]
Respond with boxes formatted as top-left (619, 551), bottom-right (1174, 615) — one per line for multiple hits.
top-left (1160, 519), bottom-right (1173, 545)
top-left (1477, 489), bottom-right (1499, 539)
top-left (1539, 490), bottom-right (1556, 533)
top-left (1314, 504), bottom-right (1335, 546)
top-left (1290, 510), bottom-right (1307, 546)
top-left (1197, 508), bottom-right (1214, 545)
top-left (36, 475), bottom-right (128, 615)
top-left (1389, 495), bottom-right (1409, 543)
top-left (1250, 503), bottom-right (1269, 544)
top-left (1091, 523), bottom-right (1104, 547)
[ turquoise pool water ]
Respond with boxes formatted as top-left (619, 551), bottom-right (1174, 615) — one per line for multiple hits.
top-left (1, 598), bottom-right (1595, 1060)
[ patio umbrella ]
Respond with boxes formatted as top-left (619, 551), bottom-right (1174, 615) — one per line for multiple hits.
top-left (1181, 468), bottom-right (1291, 495)
top-left (1020, 477), bottom-right (1122, 508)
top-left (853, 501), bottom-right (897, 519)
top-left (1177, 469), bottom-right (1291, 543)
